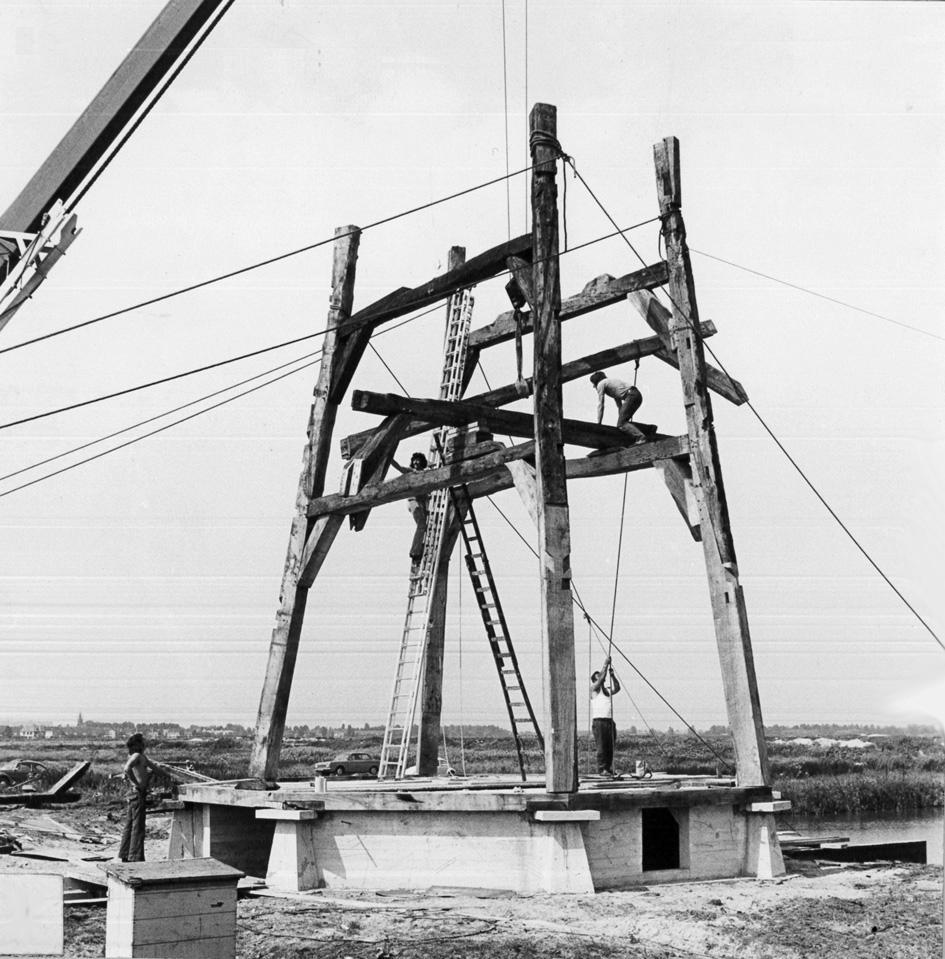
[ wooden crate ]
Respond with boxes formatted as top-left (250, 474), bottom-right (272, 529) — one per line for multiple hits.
top-left (104, 858), bottom-right (243, 959)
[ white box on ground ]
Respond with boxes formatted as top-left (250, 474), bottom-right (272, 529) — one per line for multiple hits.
top-left (0, 872), bottom-right (64, 956)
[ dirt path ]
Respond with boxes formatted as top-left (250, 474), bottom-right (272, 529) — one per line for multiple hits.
top-left (2, 802), bottom-right (941, 958)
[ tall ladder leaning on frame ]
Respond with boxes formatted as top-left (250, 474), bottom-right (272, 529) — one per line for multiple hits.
top-left (449, 482), bottom-right (544, 779)
top-left (377, 286), bottom-right (476, 779)
top-left (378, 288), bottom-right (544, 780)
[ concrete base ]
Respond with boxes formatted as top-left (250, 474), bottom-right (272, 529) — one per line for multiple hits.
top-left (170, 775), bottom-right (786, 894)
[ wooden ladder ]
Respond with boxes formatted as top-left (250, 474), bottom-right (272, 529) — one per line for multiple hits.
top-left (378, 287), bottom-right (475, 779)
top-left (451, 484), bottom-right (544, 780)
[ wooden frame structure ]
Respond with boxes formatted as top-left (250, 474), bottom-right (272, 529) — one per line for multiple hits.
top-left (248, 104), bottom-right (773, 804)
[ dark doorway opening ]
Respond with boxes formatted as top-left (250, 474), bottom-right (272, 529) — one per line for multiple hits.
top-left (642, 807), bottom-right (680, 871)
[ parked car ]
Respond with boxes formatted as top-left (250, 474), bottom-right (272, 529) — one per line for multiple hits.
top-left (0, 759), bottom-right (48, 791)
top-left (314, 752), bottom-right (379, 778)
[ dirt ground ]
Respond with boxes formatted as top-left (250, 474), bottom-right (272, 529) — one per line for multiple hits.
top-left (1, 800), bottom-right (941, 959)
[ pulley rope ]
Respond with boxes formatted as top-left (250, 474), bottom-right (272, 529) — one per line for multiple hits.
top-left (568, 159), bottom-right (945, 654)
top-left (484, 494), bottom-right (732, 771)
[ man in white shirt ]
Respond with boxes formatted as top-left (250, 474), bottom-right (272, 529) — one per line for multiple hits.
top-left (590, 656), bottom-right (621, 776)
top-left (590, 370), bottom-right (646, 443)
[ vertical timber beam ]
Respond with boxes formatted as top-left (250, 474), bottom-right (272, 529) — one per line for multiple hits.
top-left (530, 104), bottom-right (578, 794)
top-left (250, 226), bottom-right (361, 779)
top-left (653, 137), bottom-right (771, 787)
top-left (417, 245), bottom-right (467, 776)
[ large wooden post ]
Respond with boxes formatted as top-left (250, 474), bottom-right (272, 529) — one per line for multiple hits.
top-left (530, 103), bottom-right (578, 794)
top-left (416, 246), bottom-right (467, 776)
top-left (250, 226), bottom-right (361, 779)
top-left (653, 138), bottom-right (771, 788)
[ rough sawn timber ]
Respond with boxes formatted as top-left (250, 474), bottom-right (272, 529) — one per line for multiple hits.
top-left (249, 227), bottom-right (360, 780)
top-left (351, 390), bottom-right (640, 450)
top-left (530, 103), bottom-right (578, 794)
top-left (654, 136), bottom-right (772, 795)
top-left (339, 320), bottom-right (716, 459)
top-left (467, 261), bottom-right (669, 351)
top-left (308, 435), bottom-right (689, 519)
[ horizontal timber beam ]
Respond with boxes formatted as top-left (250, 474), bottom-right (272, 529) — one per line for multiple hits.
top-left (339, 322), bottom-right (715, 459)
top-left (309, 434), bottom-right (690, 518)
top-left (467, 261), bottom-right (669, 352)
top-left (628, 290), bottom-right (748, 405)
top-left (351, 390), bottom-right (639, 450)
top-left (308, 441), bottom-right (537, 518)
top-left (339, 232), bottom-right (531, 339)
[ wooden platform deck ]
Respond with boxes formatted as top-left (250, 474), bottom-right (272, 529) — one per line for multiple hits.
top-left (170, 773), bottom-right (786, 894)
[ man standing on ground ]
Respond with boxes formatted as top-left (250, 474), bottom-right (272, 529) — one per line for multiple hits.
top-left (118, 733), bottom-right (158, 862)
top-left (591, 656), bottom-right (621, 776)
top-left (590, 370), bottom-right (646, 443)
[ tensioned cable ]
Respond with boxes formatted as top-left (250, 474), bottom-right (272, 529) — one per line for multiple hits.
top-left (500, 0), bottom-right (512, 241)
top-left (570, 162), bottom-right (945, 654)
top-left (368, 323), bottom-right (714, 764)
top-left (0, 306), bottom-right (437, 496)
top-left (690, 247), bottom-right (945, 343)
top-left (607, 472), bottom-right (629, 656)
top-left (484, 494), bottom-right (731, 770)
top-left (0, 162), bottom-right (537, 358)
top-left (0, 219), bottom-right (661, 435)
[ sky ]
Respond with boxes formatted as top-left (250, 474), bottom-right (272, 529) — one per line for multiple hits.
top-left (0, 0), bottom-right (943, 735)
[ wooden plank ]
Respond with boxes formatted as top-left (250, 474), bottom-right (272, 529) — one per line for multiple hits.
top-left (467, 261), bottom-right (669, 352)
top-left (0, 1), bottom-right (234, 234)
top-left (104, 858), bottom-right (243, 887)
top-left (298, 435), bottom-right (687, 522)
top-left (653, 136), bottom-right (770, 790)
top-left (655, 456), bottom-right (701, 541)
top-left (351, 390), bottom-right (640, 450)
top-left (308, 441), bottom-right (537, 518)
top-left (507, 460), bottom-right (539, 526)
top-left (627, 291), bottom-right (748, 405)
top-left (249, 226), bottom-right (361, 780)
top-left (345, 414), bottom-right (411, 532)
top-left (340, 321), bottom-right (716, 458)
top-left (531, 103), bottom-right (577, 795)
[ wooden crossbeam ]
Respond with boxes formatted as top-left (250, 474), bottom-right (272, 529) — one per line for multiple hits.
top-left (324, 233), bottom-right (531, 406)
top-left (339, 323), bottom-right (714, 459)
top-left (351, 390), bottom-right (641, 450)
top-left (308, 435), bottom-right (690, 519)
top-left (627, 291), bottom-right (748, 405)
top-left (467, 261), bottom-right (669, 352)
top-left (308, 441), bottom-right (537, 518)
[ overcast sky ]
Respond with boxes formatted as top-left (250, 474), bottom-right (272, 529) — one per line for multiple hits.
top-left (1, 0), bottom-right (943, 734)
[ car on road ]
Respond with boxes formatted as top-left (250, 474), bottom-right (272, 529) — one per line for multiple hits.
top-left (0, 759), bottom-right (48, 791)
top-left (314, 752), bottom-right (379, 778)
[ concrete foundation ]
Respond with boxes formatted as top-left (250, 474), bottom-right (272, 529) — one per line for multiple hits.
top-left (170, 775), bottom-right (785, 894)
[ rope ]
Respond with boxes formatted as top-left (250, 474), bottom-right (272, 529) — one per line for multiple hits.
top-left (500, 0), bottom-right (512, 242)
top-left (0, 305), bottom-right (431, 496)
top-left (0, 220), bottom-right (659, 436)
top-left (569, 162), bottom-right (945, 655)
top-left (457, 553), bottom-right (468, 777)
top-left (690, 247), bottom-right (945, 343)
top-left (607, 472), bottom-right (629, 658)
top-left (483, 494), bottom-right (729, 770)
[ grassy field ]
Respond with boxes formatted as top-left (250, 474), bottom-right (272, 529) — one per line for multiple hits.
top-left (2, 731), bottom-right (942, 817)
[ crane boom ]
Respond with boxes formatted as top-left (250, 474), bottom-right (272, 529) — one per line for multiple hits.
top-left (0, 0), bottom-right (234, 331)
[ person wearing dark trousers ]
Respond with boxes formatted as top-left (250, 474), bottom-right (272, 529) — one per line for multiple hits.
top-left (118, 733), bottom-right (157, 862)
top-left (590, 655), bottom-right (621, 776)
